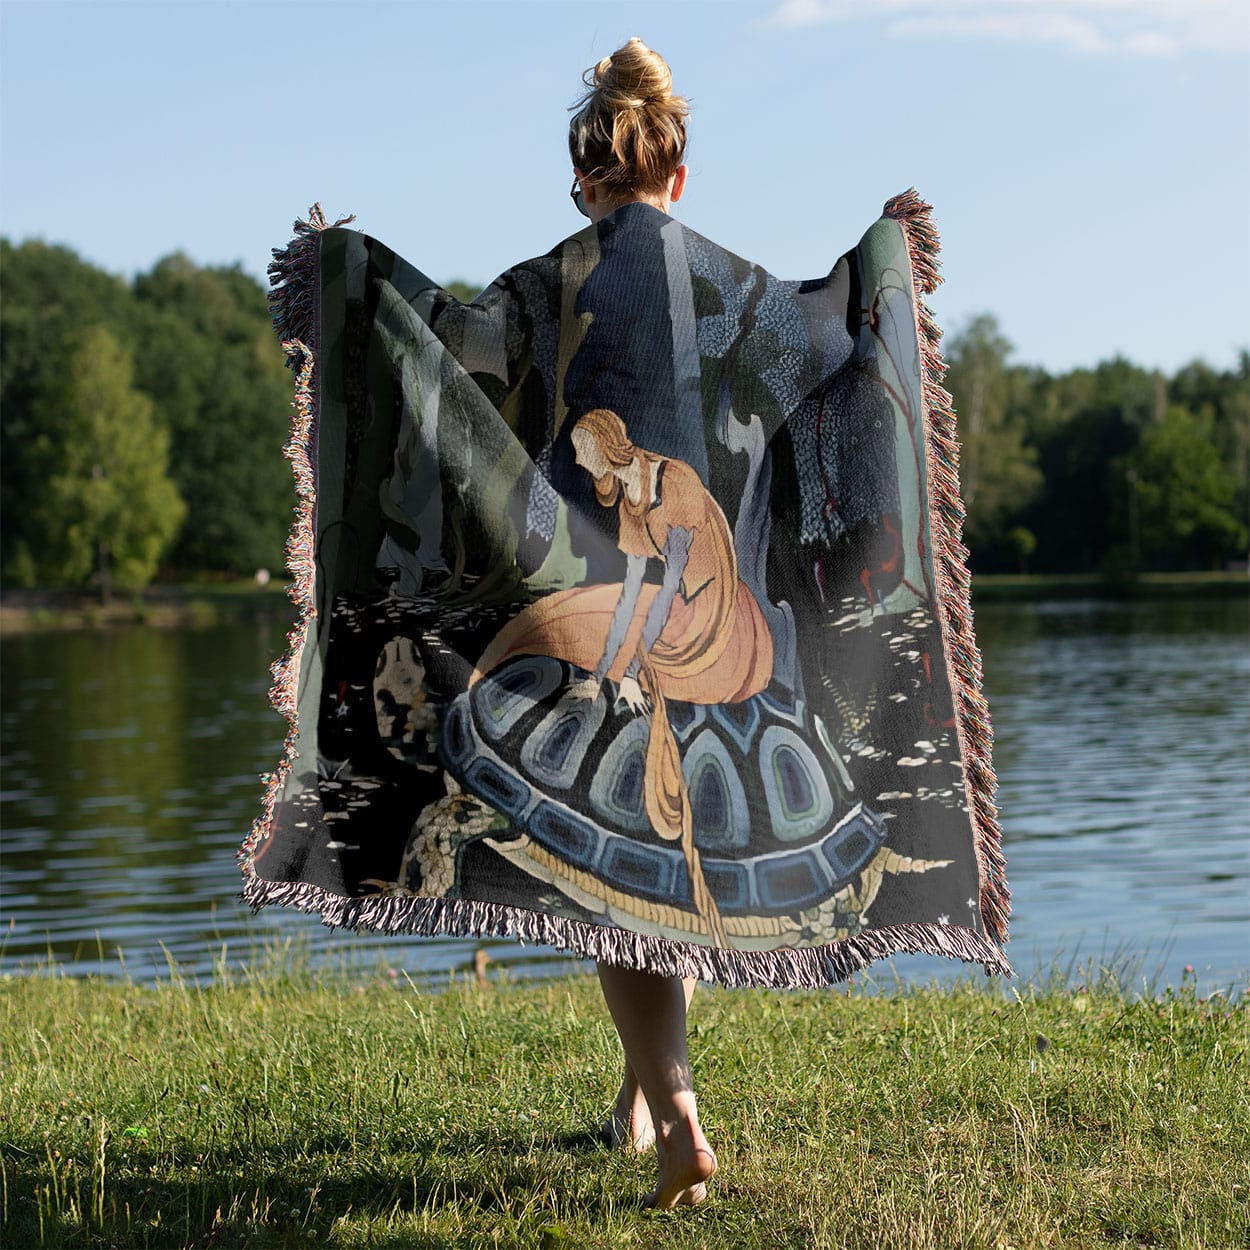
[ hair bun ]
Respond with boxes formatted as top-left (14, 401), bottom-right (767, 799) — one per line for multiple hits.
top-left (595, 36), bottom-right (673, 109)
top-left (569, 38), bottom-right (689, 198)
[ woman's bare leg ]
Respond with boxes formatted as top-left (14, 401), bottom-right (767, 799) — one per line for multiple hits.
top-left (602, 976), bottom-right (696, 1151)
top-left (595, 964), bottom-right (716, 1208)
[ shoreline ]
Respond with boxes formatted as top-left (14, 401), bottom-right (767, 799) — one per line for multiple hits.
top-left (2, 946), bottom-right (1245, 1003)
top-left (0, 581), bottom-right (294, 635)
top-left (967, 569), bottom-right (1248, 602)
top-left (2, 571), bottom-right (1245, 635)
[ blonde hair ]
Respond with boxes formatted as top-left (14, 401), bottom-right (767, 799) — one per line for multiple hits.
top-left (573, 408), bottom-right (656, 507)
top-left (568, 38), bottom-right (688, 199)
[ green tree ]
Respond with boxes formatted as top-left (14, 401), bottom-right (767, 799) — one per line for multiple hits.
top-left (1021, 357), bottom-right (1163, 573)
top-left (943, 315), bottom-right (1042, 563)
top-left (132, 256), bottom-right (294, 574)
top-left (1129, 405), bottom-right (1246, 570)
top-left (1169, 354), bottom-right (1250, 538)
top-left (444, 279), bottom-right (481, 303)
top-left (1006, 526), bottom-right (1037, 574)
top-left (26, 327), bottom-right (185, 597)
top-left (1, 239), bottom-right (139, 580)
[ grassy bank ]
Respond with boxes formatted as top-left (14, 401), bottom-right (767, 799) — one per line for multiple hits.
top-left (970, 570), bottom-right (1248, 602)
top-left (2, 966), bottom-right (1245, 1249)
top-left (1, 571), bottom-right (1245, 634)
top-left (0, 582), bottom-right (293, 635)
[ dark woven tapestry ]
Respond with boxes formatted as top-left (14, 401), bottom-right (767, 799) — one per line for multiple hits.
top-left (239, 192), bottom-right (1012, 987)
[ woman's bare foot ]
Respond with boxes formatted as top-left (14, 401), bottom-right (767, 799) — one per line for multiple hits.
top-left (601, 1076), bottom-right (655, 1151)
top-left (644, 1116), bottom-right (717, 1209)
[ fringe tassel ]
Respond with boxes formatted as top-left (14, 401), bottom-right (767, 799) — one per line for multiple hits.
top-left (240, 872), bottom-right (1014, 988)
top-left (883, 188), bottom-right (1011, 948)
top-left (266, 203), bottom-right (355, 365)
top-left (238, 205), bottom-right (348, 882)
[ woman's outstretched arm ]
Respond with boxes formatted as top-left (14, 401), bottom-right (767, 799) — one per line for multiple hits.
top-left (624, 525), bottom-right (693, 681)
top-left (587, 553), bottom-right (648, 682)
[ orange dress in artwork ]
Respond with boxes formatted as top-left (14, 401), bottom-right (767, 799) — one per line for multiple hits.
top-left (470, 453), bottom-right (774, 894)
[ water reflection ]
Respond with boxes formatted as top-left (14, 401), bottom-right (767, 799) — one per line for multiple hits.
top-left (2, 598), bottom-right (1246, 992)
top-left (965, 597), bottom-right (1250, 994)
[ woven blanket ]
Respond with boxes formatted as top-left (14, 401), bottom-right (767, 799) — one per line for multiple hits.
top-left (239, 192), bottom-right (1011, 987)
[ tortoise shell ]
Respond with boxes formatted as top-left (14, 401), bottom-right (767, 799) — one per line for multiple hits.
top-left (441, 654), bottom-right (886, 917)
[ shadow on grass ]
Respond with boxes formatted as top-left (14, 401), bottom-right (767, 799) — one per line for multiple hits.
top-left (4, 1125), bottom-right (638, 1250)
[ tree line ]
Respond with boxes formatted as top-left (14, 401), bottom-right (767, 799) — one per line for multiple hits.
top-left (945, 315), bottom-right (1247, 575)
top-left (1, 238), bottom-right (1245, 595)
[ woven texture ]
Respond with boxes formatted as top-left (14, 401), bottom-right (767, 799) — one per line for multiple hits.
top-left (239, 194), bottom-right (1011, 987)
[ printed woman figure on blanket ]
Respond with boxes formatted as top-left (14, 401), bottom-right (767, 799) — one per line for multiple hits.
top-left (469, 407), bottom-right (774, 942)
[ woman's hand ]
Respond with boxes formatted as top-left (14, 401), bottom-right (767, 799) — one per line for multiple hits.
top-left (616, 674), bottom-right (651, 715)
top-left (567, 675), bottom-right (602, 702)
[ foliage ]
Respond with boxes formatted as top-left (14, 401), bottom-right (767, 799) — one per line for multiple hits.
top-left (1005, 526), bottom-right (1037, 574)
top-left (1168, 352), bottom-right (1250, 541)
top-left (944, 314), bottom-right (1043, 556)
top-left (1, 243), bottom-right (293, 581)
top-left (1, 236), bottom-right (1245, 585)
top-left (1130, 405), bottom-right (1247, 568)
top-left (0, 241), bottom-right (138, 581)
top-left (940, 317), bottom-right (1248, 574)
top-left (0, 968), bottom-right (1245, 1249)
top-left (18, 328), bottom-right (184, 595)
top-left (131, 255), bottom-right (294, 574)
top-left (444, 278), bottom-right (481, 303)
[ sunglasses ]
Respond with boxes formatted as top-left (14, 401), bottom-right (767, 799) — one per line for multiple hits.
top-left (570, 176), bottom-right (589, 219)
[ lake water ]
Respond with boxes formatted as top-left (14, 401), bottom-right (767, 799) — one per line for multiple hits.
top-left (2, 598), bottom-right (1247, 995)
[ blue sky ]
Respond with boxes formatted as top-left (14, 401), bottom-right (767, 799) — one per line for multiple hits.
top-left (2, 0), bottom-right (1247, 374)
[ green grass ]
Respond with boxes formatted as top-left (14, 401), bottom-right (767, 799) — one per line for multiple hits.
top-left (1, 961), bottom-right (1246, 1249)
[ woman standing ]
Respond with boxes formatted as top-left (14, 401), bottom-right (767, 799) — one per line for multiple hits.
top-left (471, 400), bottom-right (771, 1201)
top-left (248, 33), bottom-right (1010, 1217)
top-left (508, 45), bottom-right (722, 1200)
top-left (564, 51), bottom-right (729, 1202)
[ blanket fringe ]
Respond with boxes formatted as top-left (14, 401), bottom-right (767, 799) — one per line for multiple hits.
top-left (883, 188), bottom-right (1010, 948)
top-left (240, 873), bottom-right (1014, 988)
top-left (238, 204), bottom-right (349, 881)
top-left (266, 203), bottom-right (355, 362)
